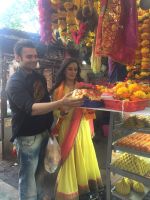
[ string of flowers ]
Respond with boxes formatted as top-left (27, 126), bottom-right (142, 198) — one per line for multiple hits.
top-left (38, 0), bottom-right (52, 44)
top-left (38, 0), bottom-right (99, 47)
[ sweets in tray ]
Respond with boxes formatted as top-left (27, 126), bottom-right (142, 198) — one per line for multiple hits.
top-left (122, 115), bottom-right (150, 129)
top-left (113, 153), bottom-right (150, 176)
top-left (72, 89), bottom-right (104, 108)
top-left (116, 132), bottom-right (150, 153)
top-left (114, 177), bottom-right (145, 196)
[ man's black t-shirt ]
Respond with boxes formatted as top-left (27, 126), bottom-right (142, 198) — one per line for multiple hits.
top-left (6, 68), bottom-right (54, 141)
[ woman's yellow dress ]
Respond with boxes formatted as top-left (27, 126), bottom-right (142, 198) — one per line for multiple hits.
top-left (54, 86), bottom-right (103, 200)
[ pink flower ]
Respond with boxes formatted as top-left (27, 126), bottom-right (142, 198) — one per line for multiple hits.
top-left (72, 23), bottom-right (88, 44)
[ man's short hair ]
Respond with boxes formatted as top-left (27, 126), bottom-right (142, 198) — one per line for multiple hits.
top-left (14, 39), bottom-right (36, 56)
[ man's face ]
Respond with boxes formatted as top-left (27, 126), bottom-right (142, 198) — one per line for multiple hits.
top-left (16, 47), bottom-right (38, 72)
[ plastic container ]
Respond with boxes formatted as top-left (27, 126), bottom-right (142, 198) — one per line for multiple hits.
top-left (101, 92), bottom-right (114, 100)
top-left (104, 99), bottom-right (148, 112)
top-left (82, 99), bottom-right (104, 108)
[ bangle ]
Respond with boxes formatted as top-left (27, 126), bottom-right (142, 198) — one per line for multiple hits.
top-left (60, 111), bottom-right (69, 116)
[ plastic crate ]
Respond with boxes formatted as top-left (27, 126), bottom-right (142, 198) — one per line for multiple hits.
top-left (104, 99), bottom-right (148, 112)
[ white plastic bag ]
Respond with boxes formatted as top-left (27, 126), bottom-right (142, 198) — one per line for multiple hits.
top-left (44, 136), bottom-right (61, 173)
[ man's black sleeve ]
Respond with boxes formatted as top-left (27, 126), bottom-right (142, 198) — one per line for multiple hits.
top-left (6, 78), bottom-right (34, 115)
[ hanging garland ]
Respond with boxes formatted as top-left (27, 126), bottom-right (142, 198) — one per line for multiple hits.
top-left (38, 0), bottom-right (100, 46)
top-left (126, 0), bottom-right (150, 80)
top-left (38, 0), bottom-right (53, 44)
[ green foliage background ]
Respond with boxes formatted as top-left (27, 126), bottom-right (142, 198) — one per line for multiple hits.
top-left (0, 0), bottom-right (39, 32)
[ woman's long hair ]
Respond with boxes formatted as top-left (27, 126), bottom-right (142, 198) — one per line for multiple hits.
top-left (50, 58), bottom-right (84, 94)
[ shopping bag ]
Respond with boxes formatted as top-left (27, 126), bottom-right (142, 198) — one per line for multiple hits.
top-left (44, 136), bottom-right (61, 173)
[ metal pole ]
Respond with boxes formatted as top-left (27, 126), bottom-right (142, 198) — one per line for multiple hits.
top-left (0, 39), bottom-right (2, 141)
top-left (0, 38), bottom-right (5, 159)
top-left (106, 111), bottom-right (114, 200)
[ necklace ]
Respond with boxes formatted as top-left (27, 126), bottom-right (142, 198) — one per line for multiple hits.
top-left (65, 84), bottom-right (75, 92)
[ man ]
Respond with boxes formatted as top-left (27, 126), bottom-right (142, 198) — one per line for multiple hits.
top-left (6, 39), bottom-right (83, 200)
top-left (108, 57), bottom-right (127, 83)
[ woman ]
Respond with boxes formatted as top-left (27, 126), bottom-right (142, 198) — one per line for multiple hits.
top-left (51, 58), bottom-right (103, 200)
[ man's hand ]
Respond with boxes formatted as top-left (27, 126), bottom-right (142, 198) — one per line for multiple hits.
top-left (31, 92), bottom-right (84, 116)
top-left (61, 92), bottom-right (84, 107)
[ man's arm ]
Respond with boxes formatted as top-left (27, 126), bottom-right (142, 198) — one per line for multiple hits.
top-left (6, 80), bottom-right (83, 116)
top-left (31, 93), bottom-right (83, 116)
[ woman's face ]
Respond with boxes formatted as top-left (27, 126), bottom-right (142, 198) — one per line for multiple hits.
top-left (65, 62), bottom-right (78, 81)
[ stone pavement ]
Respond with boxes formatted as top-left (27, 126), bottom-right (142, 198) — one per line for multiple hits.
top-left (0, 179), bottom-right (18, 200)
top-left (0, 160), bottom-right (18, 200)
top-left (0, 159), bottom-right (57, 200)
top-left (0, 141), bottom-right (18, 199)
top-left (0, 160), bottom-right (18, 188)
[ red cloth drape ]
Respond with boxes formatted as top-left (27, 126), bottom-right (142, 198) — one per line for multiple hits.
top-left (95, 0), bottom-right (138, 65)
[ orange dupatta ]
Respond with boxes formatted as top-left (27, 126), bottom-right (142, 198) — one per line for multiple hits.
top-left (52, 82), bottom-right (95, 163)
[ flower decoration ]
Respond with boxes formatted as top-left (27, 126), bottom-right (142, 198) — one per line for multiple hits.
top-left (127, 5), bottom-right (150, 80)
top-left (115, 87), bottom-right (130, 99)
top-left (112, 81), bottom-right (150, 100)
top-left (38, 0), bottom-right (99, 46)
top-left (84, 31), bottom-right (95, 47)
top-left (38, 0), bottom-right (53, 44)
top-left (72, 22), bottom-right (88, 44)
top-left (132, 90), bottom-right (147, 99)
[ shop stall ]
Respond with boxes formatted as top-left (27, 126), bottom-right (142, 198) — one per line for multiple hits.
top-left (37, 0), bottom-right (150, 199)
top-left (0, 0), bottom-right (149, 199)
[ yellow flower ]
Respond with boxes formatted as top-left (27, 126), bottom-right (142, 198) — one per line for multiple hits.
top-left (126, 80), bottom-right (133, 84)
top-left (128, 83), bottom-right (140, 93)
top-left (141, 48), bottom-right (149, 53)
top-left (88, 31), bottom-right (95, 37)
top-left (146, 93), bottom-right (150, 99)
top-left (133, 91), bottom-right (147, 99)
top-left (115, 82), bottom-right (126, 90)
top-left (116, 87), bottom-right (129, 95)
